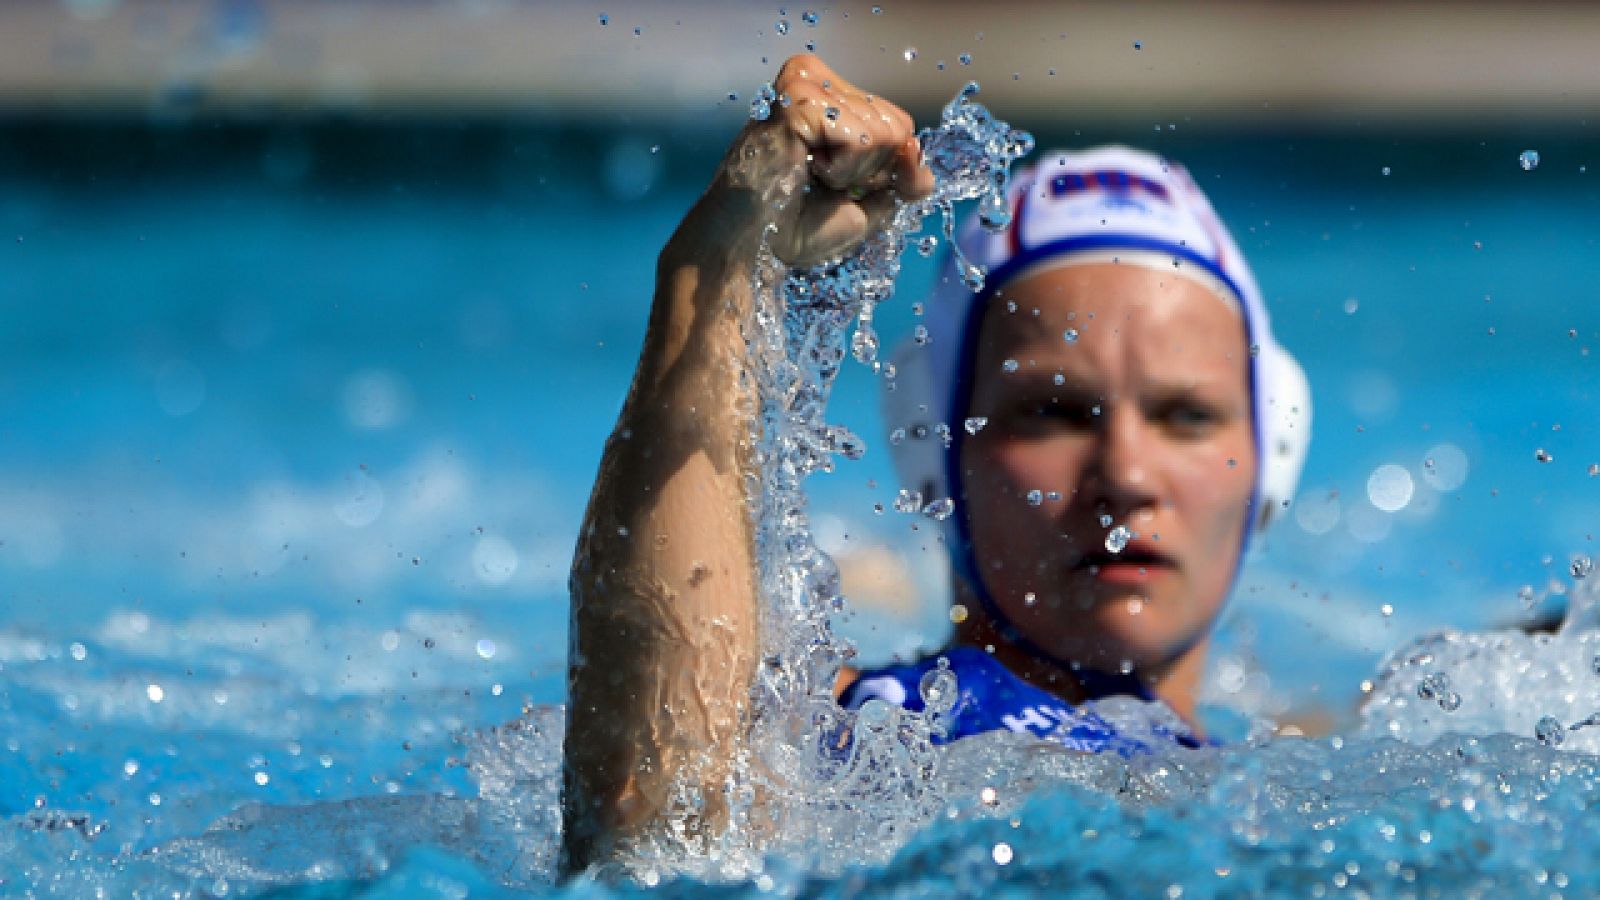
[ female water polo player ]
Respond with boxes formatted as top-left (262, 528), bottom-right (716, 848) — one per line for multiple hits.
top-left (561, 55), bottom-right (1310, 870)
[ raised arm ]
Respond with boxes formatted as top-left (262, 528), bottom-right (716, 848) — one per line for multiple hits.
top-left (561, 55), bottom-right (932, 873)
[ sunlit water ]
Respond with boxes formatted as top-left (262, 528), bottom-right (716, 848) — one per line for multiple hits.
top-left (6, 87), bottom-right (1600, 896)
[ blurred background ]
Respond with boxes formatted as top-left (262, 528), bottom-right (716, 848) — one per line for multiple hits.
top-left (4, 0), bottom-right (1599, 734)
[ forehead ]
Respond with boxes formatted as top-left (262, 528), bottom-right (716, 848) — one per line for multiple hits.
top-left (976, 262), bottom-right (1249, 382)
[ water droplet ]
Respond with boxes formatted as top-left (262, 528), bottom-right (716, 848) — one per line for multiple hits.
top-left (888, 427), bottom-right (905, 445)
top-left (964, 416), bottom-right (988, 435)
top-left (917, 235), bottom-right (939, 256)
top-left (1002, 358), bottom-right (1019, 373)
top-left (69, 642), bottom-right (87, 661)
top-left (923, 497), bottom-right (954, 520)
top-left (1381, 166), bottom-right (1392, 177)
top-left (992, 842), bottom-right (1014, 865)
top-left (1063, 328), bottom-right (1079, 344)
top-left (1023, 592), bottom-right (1036, 607)
top-left (851, 327), bottom-right (879, 364)
top-left (959, 52), bottom-right (973, 65)
top-left (1026, 489), bottom-right (1044, 506)
top-left (919, 663), bottom-right (959, 713)
top-left (912, 324), bottom-right (930, 344)
top-left (948, 603), bottom-right (969, 624)
top-left (1535, 715), bottom-right (1565, 746)
top-left (1438, 691), bottom-right (1462, 712)
top-left (1536, 448), bottom-right (1554, 463)
top-left (146, 683), bottom-right (165, 703)
top-left (1589, 463), bottom-right (1600, 476)
top-left (894, 488), bottom-right (923, 513)
top-left (1099, 513), bottom-right (1113, 527)
top-left (824, 106), bottom-right (840, 121)
top-left (1572, 556), bottom-right (1594, 579)
top-left (1343, 297), bottom-right (1360, 314)
top-left (802, 10), bottom-right (819, 25)
top-left (1417, 672), bottom-right (1452, 706)
top-left (1105, 525), bottom-right (1135, 554)
top-left (598, 13), bottom-right (609, 25)
top-left (1519, 150), bottom-right (1541, 171)
top-left (1380, 603), bottom-right (1394, 617)
top-left (903, 46), bottom-right (918, 62)
top-left (979, 785), bottom-right (999, 806)
top-left (775, 18), bottom-right (790, 34)
top-left (1132, 40), bottom-right (1143, 50)
top-left (871, 4), bottom-right (883, 12)
top-left (1591, 654), bottom-right (1600, 676)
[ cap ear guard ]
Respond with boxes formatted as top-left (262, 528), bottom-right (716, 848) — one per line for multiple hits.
top-left (1254, 340), bottom-right (1312, 532)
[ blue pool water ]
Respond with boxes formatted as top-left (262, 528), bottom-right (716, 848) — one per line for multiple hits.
top-left (3, 112), bottom-right (1600, 894)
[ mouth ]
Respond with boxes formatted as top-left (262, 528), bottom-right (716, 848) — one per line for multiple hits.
top-left (1074, 542), bottom-right (1176, 580)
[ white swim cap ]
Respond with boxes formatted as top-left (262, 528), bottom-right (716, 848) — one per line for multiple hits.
top-left (883, 145), bottom-right (1310, 586)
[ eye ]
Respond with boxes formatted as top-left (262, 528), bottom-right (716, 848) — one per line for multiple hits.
top-left (1153, 399), bottom-right (1224, 436)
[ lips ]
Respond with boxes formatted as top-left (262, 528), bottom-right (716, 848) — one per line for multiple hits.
top-left (1074, 541), bottom-right (1175, 574)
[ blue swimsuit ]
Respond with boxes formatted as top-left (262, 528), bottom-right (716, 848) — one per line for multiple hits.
top-left (838, 645), bottom-right (1207, 756)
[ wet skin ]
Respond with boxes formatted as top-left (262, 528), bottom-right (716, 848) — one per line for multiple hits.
top-left (954, 262), bottom-right (1257, 721)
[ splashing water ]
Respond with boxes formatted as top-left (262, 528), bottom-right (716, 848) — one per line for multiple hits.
top-left (14, 80), bottom-right (1600, 897)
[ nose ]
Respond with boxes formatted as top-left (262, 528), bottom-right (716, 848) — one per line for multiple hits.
top-left (1082, 403), bottom-right (1158, 517)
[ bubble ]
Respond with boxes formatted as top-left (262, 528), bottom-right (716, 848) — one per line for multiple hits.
top-left (1572, 556), bottom-right (1594, 579)
top-left (472, 534), bottom-right (519, 585)
top-left (1519, 150), bottom-right (1541, 171)
top-left (1002, 358), bottom-right (1019, 373)
top-left (155, 359), bottom-right (206, 417)
top-left (1293, 489), bottom-right (1341, 535)
top-left (893, 488), bottom-right (923, 513)
top-left (922, 497), bottom-right (954, 520)
top-left (1063, 328), bottom-right (1079, 344)
top-left (992, 842), bottom-right (1014, 865)
top-left (335, 469), bottom-right (385, 528)
top-left (1105, 525), bottom-right (1135, 554)
top-left (342, 369), bottom-right (412, 430)
top-left (918, 662), bottom-right (958, 714)
top-left (1420, 443), bottom-right (1469, 491)
top-left (964, 416), bottom-right (988, 435)
top-left (851, 328), bottom-right (879, 364)
top-left (1366, 464), bottom-right (1414, 513)
top-left (1026, 489), bottom-right (1043, 506)
top-left (1535, 715), bottom-right (1565, 746)
top-left (1416, 672), bottom-right (1450, 701)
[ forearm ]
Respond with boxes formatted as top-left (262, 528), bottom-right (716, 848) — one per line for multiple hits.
top-left (561, 215), bottom-right (764, 871)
